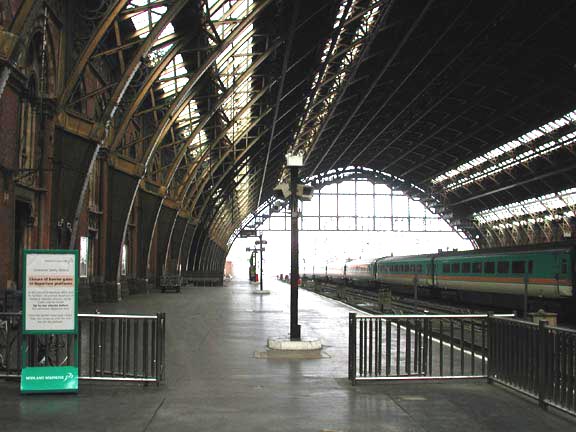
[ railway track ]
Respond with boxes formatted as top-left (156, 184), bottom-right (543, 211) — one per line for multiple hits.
top-left (301, 279), bottom-right (503, 353)
top-left (301, 279), bottom-right (486, 315)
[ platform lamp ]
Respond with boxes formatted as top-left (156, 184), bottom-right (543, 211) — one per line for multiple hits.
top-left (255, 233), bottom-right (267, 291)
top-left (286, 152), bottom-right (304, 340)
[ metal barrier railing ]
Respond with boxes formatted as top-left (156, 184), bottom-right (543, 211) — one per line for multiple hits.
top-left (0, 312), bottom-right (165, 383)
top-left (348, 312), bottom-right (514, 384)
top-left (489, 317), bottom-right (576, 416)
top-left (0, 312), bottom-right (21, 377)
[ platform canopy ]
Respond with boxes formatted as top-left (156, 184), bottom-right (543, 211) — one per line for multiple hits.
top-left (56, 0), bottom-right (576, 249)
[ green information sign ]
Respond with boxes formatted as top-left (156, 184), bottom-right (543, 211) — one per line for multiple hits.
top-left (21, 250), bottom-right (79, 394)
top-left (21, 366), bottom-right (79, 393)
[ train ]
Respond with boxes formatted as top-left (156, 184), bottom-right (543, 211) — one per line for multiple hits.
top-left (302, 242), bottom-right (576, 310)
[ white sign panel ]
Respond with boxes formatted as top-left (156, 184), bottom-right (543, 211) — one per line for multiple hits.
top-left (24, 252), bottom-right (77, 333)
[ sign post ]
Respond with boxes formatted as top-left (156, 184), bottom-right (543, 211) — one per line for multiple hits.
top-left (21, 250), bottom-right (79, 394)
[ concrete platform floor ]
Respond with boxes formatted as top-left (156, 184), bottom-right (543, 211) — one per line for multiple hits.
top-left (1, 278), bottom-right (575, 431)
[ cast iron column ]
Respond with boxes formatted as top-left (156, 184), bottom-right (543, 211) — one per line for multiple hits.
top-left (290, 166), bottom-right (301, 340)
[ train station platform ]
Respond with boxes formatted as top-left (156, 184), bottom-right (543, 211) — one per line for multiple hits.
top-left (1, 279), bottom-right (575, 431)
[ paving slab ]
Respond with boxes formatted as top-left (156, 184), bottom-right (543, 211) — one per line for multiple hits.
top-left (0, 278), bottom-right (575, 431)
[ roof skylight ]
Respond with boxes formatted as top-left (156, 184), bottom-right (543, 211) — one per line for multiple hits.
top-left (473, 187), bottom-right (576, 225)
top-left (433, 109), bottom-right (576, 189)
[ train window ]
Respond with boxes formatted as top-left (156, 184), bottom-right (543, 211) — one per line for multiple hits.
top-left (416, 264), bottom-right (422, 272)
top-left (451, 263), bottom-right (460, 273)
top-left (393, 265), bottom-right (398, 272)
top-left (497, 262), bottom-right (509, 274)
top-left (462, 262), bottom-right (471, 273)
top-left (511, 261), bottom-right (525, 274)
top-left (409, 264), bottom-right (415, 272)
top-left (484, 262), bottom-right (495, 274)
top-left (472, 262), bottom-right (482, 273)
top-left (404, 264), bottom-right (409, 272)
top-left (442, 263), bottom-right (450, 273)
top-left (562, 259), bottom-right (567, 274)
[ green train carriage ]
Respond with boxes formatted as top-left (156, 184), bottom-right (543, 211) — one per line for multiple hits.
top-left (374, 255), bottom-right (435, 287)
top-left (433, 247), bottom-right (574, 299)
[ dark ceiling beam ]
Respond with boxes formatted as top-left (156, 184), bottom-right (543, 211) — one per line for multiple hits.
top-left (351, 4), bottom-right (518, 170)
top-left (256, 0), bottom-right (300, 209)
top-left (311, 0), bottom-right (438, 176)
top-left (408, 4), bottom-right (576, 185)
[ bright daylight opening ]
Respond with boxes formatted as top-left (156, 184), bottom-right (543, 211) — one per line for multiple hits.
top-left (227, 179), bottom-right (472, 281)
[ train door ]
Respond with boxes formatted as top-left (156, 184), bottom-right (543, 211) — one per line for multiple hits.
top-left (559, 253), bottom-right (569, 297)
top-left (552, 253), bottom-right (566, 297)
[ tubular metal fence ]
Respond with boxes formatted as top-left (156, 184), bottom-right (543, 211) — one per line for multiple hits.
top-left (348, 312), bottom-right (514, 384)
top-left (489, 317), bottom-right (576, 416)
top-left (0, 312), bottom-right (165, 384)
top-left (349, 312), bottom-right (576, 417)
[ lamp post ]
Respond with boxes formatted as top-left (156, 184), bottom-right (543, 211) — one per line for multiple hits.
top-left (247, 235), bottom-right (266, 290)
top-left (259, 234), bottom-right (264, 291)
top-left (290, 165), bottom-right (300, 339)
top-left (286, 153), bottom-right (304, 340)
top-left (256, 233), bottom-right (267, 291)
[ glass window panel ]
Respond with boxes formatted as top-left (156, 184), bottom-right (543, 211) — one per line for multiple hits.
top-left (511, 261), bottom-right (526, 274)
top-left (409, 200), bottom-right (427, 217)
top-left (338, 195), bottom-right (355, 216)
top-left (375, 217), bottom-right (391, 231)
top-left (302, 197), bottom-right (319, 216)
top-left (338, 217), bottom-right (356, 230)
top-left (320, 183), bottom-right (338, 194)
top-left (427, 217), bottom-right (448, 231)
top-left (356, 195), bottom-right (374, 216)
top-left (357, 217), bottom-right (374, 231)
top-left (320, 195), bottom-right (337, 216)
top-left (320, 217), bottom-right (337, 230)
top-left (393, 217), bottom-right (409, 231)
top-left (356, 181), bottom-right (374, 194)
top-left (269, 215), bottom-right (287, 230)
top-left (374, 183), bottom-right (391, 194)
top-left (497, 261), bottom-right (509, 274)
top-left (80, 237), bottom-right (89, 278)
top-left (301, 217), bottom-right (319, 231)
top-left (392, 195), bottom-right (408, 217)
top-left (410, 217), bottom-right (425, 231)
top-left (484, 262), bottom-right (495, 274)
top-left (375, 195), bottom-right (392, 216)
top-left (338, 181), bottom-right (355, 194)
